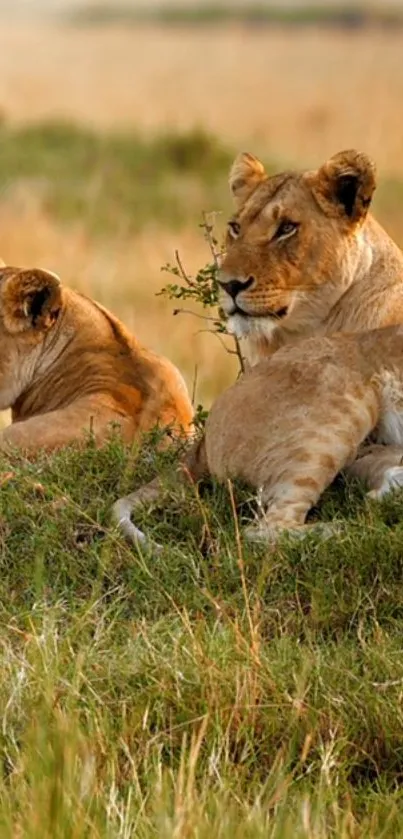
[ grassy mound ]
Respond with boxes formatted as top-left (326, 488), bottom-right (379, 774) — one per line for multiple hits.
top-left (1, 435), bottom-right (403, 835)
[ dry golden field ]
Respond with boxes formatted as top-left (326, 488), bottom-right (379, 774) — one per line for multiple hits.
top-left (1, 22), bottom-right (403, 409)
top-left (1, 24), bottom-right (403, 170)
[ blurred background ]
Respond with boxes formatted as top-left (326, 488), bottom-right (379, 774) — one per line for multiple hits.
top-left (0, 0), bottom-right (402, 408)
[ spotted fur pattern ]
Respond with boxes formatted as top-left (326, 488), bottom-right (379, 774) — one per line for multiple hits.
top-left (112, 326), bottom-right (403, 547)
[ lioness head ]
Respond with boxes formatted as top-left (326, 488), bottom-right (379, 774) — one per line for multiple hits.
top-left (0, 266), bottom-right (62, 409)
top-left (219, 149), bottom-right (376, 353)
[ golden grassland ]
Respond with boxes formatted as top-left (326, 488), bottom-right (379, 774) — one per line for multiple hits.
top-left (0, 23), bottom-right (403, 413)
top-left (1, 24), bottom-right (403, 172)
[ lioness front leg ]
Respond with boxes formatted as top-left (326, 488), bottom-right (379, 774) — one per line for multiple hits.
top-left (245, 443), bottom-right (403, 544)
top-left (346, 444), bottom-right (403, 499)
top-left (244, 435), bottom-right (363, 545)
top-left (0, 396), bottom-right (134, 455)
top-left (244, 482), bottom-right (338, 545)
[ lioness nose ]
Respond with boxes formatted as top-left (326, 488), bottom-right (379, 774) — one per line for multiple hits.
top-left (218, 276), bottom-right (254, 300)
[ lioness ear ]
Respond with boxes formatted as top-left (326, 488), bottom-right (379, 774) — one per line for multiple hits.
top-left (311, 150), bottom-right (376, 222)
top-left (0, 267), bottom-right (62, 333)
top-left (229, 152), bottom-right (267, 207)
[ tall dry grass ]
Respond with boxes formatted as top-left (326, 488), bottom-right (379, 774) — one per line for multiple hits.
top-left (0, 25), bottom-right (402, 174)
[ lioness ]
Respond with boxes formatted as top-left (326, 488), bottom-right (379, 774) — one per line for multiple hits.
top-left (112, 326), bottom-right (403, 547)
top-left (218, 146), bottom-right (403, 499)
top-left (0, 266), bottom-right (193, 454)
top-left (220, 149), bottom-right (403, 366)
top-left (112, 148), bottom-right (403, 542)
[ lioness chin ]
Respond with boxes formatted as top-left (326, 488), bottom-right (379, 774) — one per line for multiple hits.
top-left (0, 266), bottom-right (193, 454)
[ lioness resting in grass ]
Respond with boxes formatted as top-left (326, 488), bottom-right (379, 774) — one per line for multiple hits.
top-left (113, 147), bottom-right (403, 544)
top-left (219, 147), bottom-right (403, 500)
top-left (112, 326), bottom-right (403, 547)
top-left (0, 266), bottom-right (193, 454)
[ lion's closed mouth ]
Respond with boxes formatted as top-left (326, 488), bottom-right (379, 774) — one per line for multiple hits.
top-left (272, 306), bottom-right (288, 319)
top-left (230, 305), bottom-right (288, 320)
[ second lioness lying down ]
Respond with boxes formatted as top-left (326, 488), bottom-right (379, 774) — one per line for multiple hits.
top-left (113, 326), bottom-right (403, 546)
top-left (0, 266), bottom-right (193, 454)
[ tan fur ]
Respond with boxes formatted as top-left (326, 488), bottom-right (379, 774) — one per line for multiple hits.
top-left (0, 266), bottom-right (193, 455)
top-left (347, 444), bottom-right (403, 499)
top-left (112, 149), bottom-right (403, 542)
top-left (112, 326), bottom-right (403, 547)
top-left (220, 149), bottom-right (403, 367)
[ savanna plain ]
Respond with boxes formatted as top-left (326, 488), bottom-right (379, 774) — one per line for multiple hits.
top-left (3, 16), bottom-right (403, 837)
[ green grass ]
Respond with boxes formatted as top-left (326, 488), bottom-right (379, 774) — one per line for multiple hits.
top-left (0, 121), bottom-right (232, 235)
top-left (2, 434), bottom-right (403, 834)
top-left (0, 120), bottom-right (402, 249)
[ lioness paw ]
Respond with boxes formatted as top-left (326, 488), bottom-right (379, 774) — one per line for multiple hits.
top-left (243, 520), bottom-right (343, 545)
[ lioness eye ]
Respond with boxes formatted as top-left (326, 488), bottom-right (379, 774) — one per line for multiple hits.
top-left (276, 220), bottom-right (298, 239)
top-left (228, 220), bottom-right (240, 238)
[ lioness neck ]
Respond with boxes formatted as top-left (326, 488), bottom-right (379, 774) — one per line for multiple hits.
top-left (11, 290), bottom-right (149, 420)
top-left (324, 217), bottom-right (403, 332)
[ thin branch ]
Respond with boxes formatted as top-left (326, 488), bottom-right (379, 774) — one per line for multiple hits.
top-left (172, 307), bottom-right (220, 323)
top-left (202, 211), bottom-right (223, 269)
top-left (174, 249), bottom-right (196, 289)
top-left (195, 327), bottom-right (243, 360)
top-left (201, 211), bottom-right (245, 374)
top-left (163, 214), bottom-right (246, 377)
top-left (191, 364), bottom-right (198, 406)
top-left (233, 336), bottom-right (245, 374)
